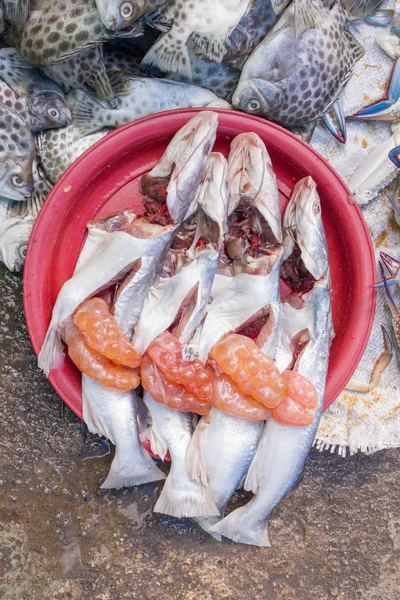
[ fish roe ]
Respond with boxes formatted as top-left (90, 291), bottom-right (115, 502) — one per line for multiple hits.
top-left (64, 320), bottom-right (140, 391)
top-left (210, 333), bottom-right (286, 408)
top-left (141, 355), bottom-right (211, 415)
top-left (74, 298), bottom-right (142, 368)
top-left (212, 371), bottom-right (272, 421)
top-left (272, 370), bottom-right (318, 427)
top-left (147, 331), bottom-right (212, 401)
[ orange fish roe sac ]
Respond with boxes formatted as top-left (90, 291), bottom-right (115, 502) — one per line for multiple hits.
top-left (147, 331), bottom-right (212, 401)
top-left (64, 321), bottom-right (141, 392)
top-left (272, 371), bottom-right (319, 427)
top-left (210, 333), bottom-right (287, 409)
top-left (74, 298), bottom-right (142, 369)
top-left (212, 372), bottom-right (272, 421)
top-left (141, 355), bottom-right (211, 415)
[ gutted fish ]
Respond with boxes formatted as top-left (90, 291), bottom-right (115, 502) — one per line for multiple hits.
top-left (185, 133), bottom-right (283, 537)
top-left (142, 0), bottom-right (253, 77)
top-left (211, 176), bottom-right (333, 546)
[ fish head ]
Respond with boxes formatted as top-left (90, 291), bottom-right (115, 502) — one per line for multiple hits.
top-left (0, 219), bottom-right (34, 272)
top-left (232, 78), bottom-right (283, 117)
top-left (96, 0), bottom-right (144, 30)
top-left (28, 91), bottom-right (72, 132)
top-left (0, 158), bottom-right (33, 202)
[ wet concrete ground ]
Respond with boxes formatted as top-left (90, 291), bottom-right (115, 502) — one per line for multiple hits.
top-left (1, 270), bottom-right (400, 600)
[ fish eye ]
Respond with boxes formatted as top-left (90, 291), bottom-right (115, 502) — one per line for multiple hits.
top-left (48, 108), bottom-right (59, 118)
top-left (247, 99), bottom-right (261, 112)
top-left (120, 2), bottom-right (134, 18)
top-left (11, 175), bottom-right (24, 188)
top-left (19, 244), bottom-right (28, 259)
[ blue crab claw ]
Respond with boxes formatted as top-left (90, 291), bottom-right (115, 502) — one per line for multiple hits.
top-left (322, 98), bottom-right (346, 143)
top-left (364, 9), bottom-right (395, 27)
top-left (347, 58), bottom-right (400, 121)
top-left (374, 252), bottom-right (400, 288)
top-left (385, 191), bottom-right (400, 214)
top-left (379, 261), bottom-right (400, 316)
top-left (388, 144), bottom-right (400, 167)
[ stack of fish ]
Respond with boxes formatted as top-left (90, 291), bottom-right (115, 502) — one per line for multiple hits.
top-left (37, 112), bottom-right (334, 546)
top-left (0, 0), bottom-right (387, 272)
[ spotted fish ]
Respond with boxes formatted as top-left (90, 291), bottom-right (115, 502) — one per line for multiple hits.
top-left (223, 0), bottom-right (278, 70)
top-left (4, 0), bottom-right (141, 99)
top-left (70, 78), bottom-right (230, 138)
top-left (36, 122), bottom-right (109, 183)
top-left (95, 0), bottom-right (165, 30)
top-left (0, 158), bottom-right (50, 271)
top-left (231, 0), bottom-right (381, 128)
top-left (0, 102), bottom-right (34, 201)
top-left (142, 0), bottom-right (253, 77)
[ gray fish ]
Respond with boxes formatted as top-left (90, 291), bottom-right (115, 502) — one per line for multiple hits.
top-left (211, 177), bottom-right (334, 546)
top-left (0, 102), bottom-right (34, 201)
top-left (0, 4), bottom-right (5, 33)
top-left (0, 158), bottom-right (49, 271)
top-left (231, 0), bottom-right (380, 128)
top-left (185, 133), bottom-right (283, 538)
top-left (142, 0), bottom-right (253, 77)
top-left (70, 78), bottom-right (230, 138)
top-left (223, 0), bottom-right (278, 70)
top-left (36, 123), bottom-right (109, 183)
top-left (2, 0), bottom-right (29, 25)
top-left (95, 0), bottom-right (165, 30)
top-left (4, 0), bottom-right (141, 99)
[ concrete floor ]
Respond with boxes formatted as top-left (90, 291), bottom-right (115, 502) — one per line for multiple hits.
top-left (1, 270), bottom-right (400, 600)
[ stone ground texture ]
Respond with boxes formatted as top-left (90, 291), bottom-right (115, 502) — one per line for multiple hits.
top-left (1, 271), bottom-right (400, 600)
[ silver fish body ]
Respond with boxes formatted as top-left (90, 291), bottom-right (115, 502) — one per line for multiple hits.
top-left (211, 176), bottom-right (334, 546)
top-left (232, 0), bottom-right (364, 127)
top-left (71, 78), bottom-right (230, 138)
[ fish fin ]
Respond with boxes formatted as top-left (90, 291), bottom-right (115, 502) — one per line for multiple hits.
top-left (294, 0), bottom-right (327, 37)
top-left (71, 90), bottom-right (111, 137)
top-left (142, 31), bottom-right (193, 78)
top-left (341, 0), bottom-right (383, 20)
top-left (343, 28), bottom-right (365, 62)
top-left (191, 33), bottom-right (226, 63)
top-left (210, 507), bottom-right (271, 547)
top-left (140, 425), bottom-right (168, 461)
top-left (87, 57), bottom-right (114, 101)
top-left (101, 446), bottom-right (166, 489)
top-left (154, 468), bottom-right (219, 518)
top-left (37, 323), bottom-right (65, 376)
top-left (0, 48), bottom-right (36, 92)
top-left (243, 447), bottom-right (261, 494)
top-left (3, 0), bottom-right (29, 25)
top-left (193, 516), bottom-right (222, 541)
top-left (288, 121), bottom-right (316, 143)
top-left (184, 420), bottom-right (209, 487)
top-left (107, 71), bottom-right (135, 96)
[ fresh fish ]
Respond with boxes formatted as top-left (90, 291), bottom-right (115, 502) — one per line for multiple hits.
top-left (38, 111), bottom-right (217, 374)
top-left (347, 122), bottom-right (400, 205)
top-left (2, 0), bottom-right (29, 25)
top-left (231, 0), bottom-right (381, 128)
top-left (133, 153), bottom-right (229, 518)
top-left (223, 0), bottom-right (278, 70)
top-left (142, 0), bottom-right (253, 77)
top-left (185, 133), bottom-right (283, 538)
top-left (95, 0), bottom-right (165, 30)
top-left (70, 78), bottom-right (230, 138)
top-left (36, 123), bottom-right (109, 184)
top-left (0, 102), bottom-right (34, 201)
top-left (0, 158), bottom-right (49, 271)
top-left (4, 0), bottom-right (141, 100)
top-left (211, 176), bottom-right (333, 546)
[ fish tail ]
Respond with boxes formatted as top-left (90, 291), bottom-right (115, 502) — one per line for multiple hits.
top-left (100, 445), bottom-right (166, 489)
top-left (142, 31), bottom-right (193, 79)
top-left (194, 516), bottom-right (223, 541)
top-left (3, 0), bottom-right (29, 25)
top-left (210, 506), bottom-right (271, 547)
top-left (37, 322), bottom-right (65, 376)
top-left (72, 90), bottom-right (111, 137)
top-left (340, 0), bottom-right (383, 20)
top-left (154, 464), bottom-right (220, 518)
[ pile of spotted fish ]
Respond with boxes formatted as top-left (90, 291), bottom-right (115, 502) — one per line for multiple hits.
top-left (0, 0), bottom-right (395, 272)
